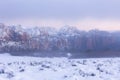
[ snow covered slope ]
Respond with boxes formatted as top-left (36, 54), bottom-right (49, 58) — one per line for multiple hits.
top-left (0, 54), bottom-right (120, 80)
top-left (1, 23), bottom-right (120, 52)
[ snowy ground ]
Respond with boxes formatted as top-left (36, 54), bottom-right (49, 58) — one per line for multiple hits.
top-left (0, 53), bottom-right (120, 80)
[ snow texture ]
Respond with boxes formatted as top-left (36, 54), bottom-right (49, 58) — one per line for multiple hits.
top-left (0, 54), bottom-right (120, 80)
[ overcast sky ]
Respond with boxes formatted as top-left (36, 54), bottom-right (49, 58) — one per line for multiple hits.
top-left (0, 0), bottom-right (120, 31)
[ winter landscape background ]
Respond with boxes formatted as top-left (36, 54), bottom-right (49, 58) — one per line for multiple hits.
top-left (1, 0), bottom-right (120, 80)
top-left (1, 23), bottom-right (120, 80)
top-left (0, 23), bottom-right (120, 57)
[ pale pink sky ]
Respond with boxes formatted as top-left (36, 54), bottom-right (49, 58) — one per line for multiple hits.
top-left (2, 18), bottom-right (120, 31)
top-left (1, 0), bottom-right (120, 31)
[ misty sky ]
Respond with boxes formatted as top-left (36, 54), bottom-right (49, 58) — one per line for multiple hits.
top-left (0, 0), bottom-right (120, 31)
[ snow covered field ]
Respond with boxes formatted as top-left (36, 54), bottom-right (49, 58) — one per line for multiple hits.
top-left (0, 53), bottom-right (120, 80)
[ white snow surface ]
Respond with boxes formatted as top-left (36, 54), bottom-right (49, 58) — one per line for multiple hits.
top-left (0, 54), bottom-right (120, 80)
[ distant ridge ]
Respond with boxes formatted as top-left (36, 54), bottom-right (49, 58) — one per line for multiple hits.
top-left (0, 23), bottom-right (120, 53)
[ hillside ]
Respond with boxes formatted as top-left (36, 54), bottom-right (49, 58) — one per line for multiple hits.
top-left (0, 23), bottom-right (120, 53)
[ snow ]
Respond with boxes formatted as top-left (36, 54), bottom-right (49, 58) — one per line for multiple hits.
top-left (67, 53), bottom-right (72, 58)
top-left (0, 54), bottom-right (120, 80)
